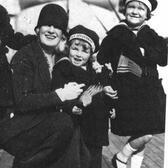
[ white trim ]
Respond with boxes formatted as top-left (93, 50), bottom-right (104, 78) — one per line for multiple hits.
top-left (69, 33), bottom-right (95, 52)
top-left (117, 55), bottom-right (142, 77)
top-left (125, 0), bottom-right (152, 11)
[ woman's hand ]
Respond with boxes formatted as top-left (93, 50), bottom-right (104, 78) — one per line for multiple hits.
top-left (56, 82), bottom-right (85, 101)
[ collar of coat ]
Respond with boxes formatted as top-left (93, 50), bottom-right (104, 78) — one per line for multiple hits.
top-left (107, 20), bottom-right (159, 48)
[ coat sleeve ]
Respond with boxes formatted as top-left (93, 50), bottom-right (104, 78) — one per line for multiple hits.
top-left (0, 53), bottom-right (14, 107)
top-left (11, 50), bottom-right (62, 113)
top-left (97, 37), bottom-right (112, 65)
top-left (51, 60), bottom-right (72, 90)
top-left (138, 28), bottom-right (167, 66)
top-left (97, 35), bottom-right (121, 72)
top-left (7, 33), bottom-right (37, 50)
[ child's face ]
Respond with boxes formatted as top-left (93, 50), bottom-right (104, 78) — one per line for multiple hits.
top-left (125, 1), bottom-right (148, 27)
top-left (69, 39), bottom-right (92, 67)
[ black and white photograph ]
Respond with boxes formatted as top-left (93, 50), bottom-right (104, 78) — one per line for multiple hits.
top-left (0, 0), bottom-right (167, 168)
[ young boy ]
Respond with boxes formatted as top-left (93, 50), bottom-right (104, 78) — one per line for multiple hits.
top-left (51, 25), bottom-right (117, 168)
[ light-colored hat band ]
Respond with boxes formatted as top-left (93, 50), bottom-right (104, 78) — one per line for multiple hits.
top-left (69, 34), bottom-right (95, 52)
top-left (125, 0), bottom-right (152, 11)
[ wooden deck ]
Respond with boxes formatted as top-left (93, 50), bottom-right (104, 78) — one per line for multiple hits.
top-left (0, 132), bottom-right (165, 168)
top-left (102, 131), bottom-right (165, 168)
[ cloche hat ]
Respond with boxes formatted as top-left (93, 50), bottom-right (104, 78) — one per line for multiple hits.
top-left (35, 4), bottom-right (68, 34)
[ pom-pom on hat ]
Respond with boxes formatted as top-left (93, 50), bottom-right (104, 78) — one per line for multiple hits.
top-left (124, 0), bottom-right (157, 11)
top-left (35, 4), bottom-right (68, 34)
top-left (69, 25), bottom-right (99, 53)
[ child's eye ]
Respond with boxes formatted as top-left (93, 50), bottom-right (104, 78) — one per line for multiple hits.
top-left (71, 46), bottom-right (78, 50)
top-left (138, 6), bottom-right (145, 10)
top-left (83, 49), bottom-right (90, 54)
top-left (71, 43), bottom-right (78, 49)
top-left (83, 46), bottom-right (91, 53)
top-left (127, 5), bottom-right (135, 9)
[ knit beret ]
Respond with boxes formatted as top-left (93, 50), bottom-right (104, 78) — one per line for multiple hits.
top-left (124, 0), bottom-right (157, 11)
top-left (35, 4), bottom-right (68, 34)
top-left (69, 25), bottom-right (99, 53)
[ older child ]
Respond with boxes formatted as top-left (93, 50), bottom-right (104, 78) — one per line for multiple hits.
top-left (51, 25), bottom-right (117, 168)
top-left (97, 0), bottom-right (167, 168)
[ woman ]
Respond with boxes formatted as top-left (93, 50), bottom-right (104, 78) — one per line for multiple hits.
top-left (97, 0), bottom-right (167, 168)
top-left (0, 4), bottom-right (85, 168)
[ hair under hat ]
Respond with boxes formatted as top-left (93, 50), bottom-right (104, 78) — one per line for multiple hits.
top-left (124, 0), bottom-right (157, 11)
top-left (35, 4), bottom-right (68, 34)
top-left (69, 25), bottom-right (99, 53)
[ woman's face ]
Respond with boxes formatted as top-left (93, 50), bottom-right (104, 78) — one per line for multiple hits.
top-left (36, 25), bottom-right (63, 49)
top-left (69, 39), bottom-right (92, 67)
top-left (125, 1), bottom-right (148, 27)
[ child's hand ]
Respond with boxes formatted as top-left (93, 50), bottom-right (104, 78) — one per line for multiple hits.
top-left (56, 82), bottom-right (85, 101)
top-left (72, 106), bottom-right (83, 115)
top-left (105, 63), bottom-right (113, 72)
top-left (109, 108), bottom-right (116, 119)
top-left (103, 86), bottom-right (118, 99)
top-left (92, 61), bottom-right (103, 73)
top-left (105, 63), bottom-right (113, 77)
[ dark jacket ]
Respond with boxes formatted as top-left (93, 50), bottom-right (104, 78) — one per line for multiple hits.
top-left (0, 40), bottom-right (63, 144)
top-left (0, 47), bottom-right (14, 120)
top-left (0, 40), bottom-right (91, 168)
top-left (0, 24), bottom-right (36, 120)
top-left (0, 49), bottom-right (13, 108)
top-left (97, 22), bottom-right (167, 136)
top-left (52, 58), bottom-right (110, 146)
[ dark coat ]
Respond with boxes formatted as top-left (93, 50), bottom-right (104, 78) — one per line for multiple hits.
top-left (0, 15), bottom-right (36, 120)
top-left (0, 34), bottom-right (36, 120)
top-left (0, 40), bottom-right (91, 168)
top-left (0, 48), bottom-right (14, 119)
top-left (0, 40), bottom-right (64, 143)
top-left (97, 22), bottom-right (167, 136)
top-left (0, 49), bottom-right (13, 107)
top-left (52, 58), bottom-right (110, 146)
